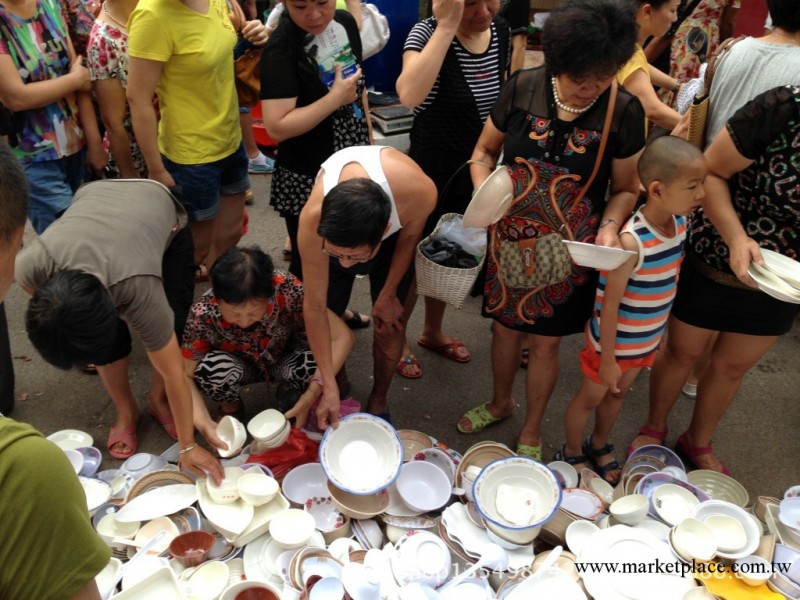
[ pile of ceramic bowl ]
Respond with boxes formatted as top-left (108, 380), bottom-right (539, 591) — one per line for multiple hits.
top-left (45, 416), bottom-right (800, 600)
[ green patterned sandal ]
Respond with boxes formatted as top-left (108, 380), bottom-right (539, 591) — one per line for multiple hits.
top-left (516, 443), bottom-right (542, 461)
top-left (457, 402), bottom-right (513, 434)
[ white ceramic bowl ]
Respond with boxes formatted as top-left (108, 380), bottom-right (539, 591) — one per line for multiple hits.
top-left (64, 449), bottom-right (84, 475)
top-left (652, 483), bottom-right (700, 526)
top-left (735, 555), bottom-right (772, 587)
top-left (237, 472), bottom-right (279, 506)
top-left (395, 460), bottom-right (451, 513)
top-left (96, 513), bottom-right (141, 548)
top-left (247, 409), bottom-right (287, 443)
top-left (79, 476), bottom-right (113, 516)
top-left (327, 481), bottom-right (390, 520)
top-left (76, 446), bottom-right (102, 477)
top-left (547, 461), bottom-right (579, 489)
top-left (182, 560), bottom-right (230, 600)
top-left (134, 516), bottom-right (179, 555)
top-left (319, 414), bottom-right (403, 495)
top-left (206, 466), bottom-right (245, 505)
top-left (255, 420), bottom-right (291, 451)
top-left (686, 470), bottom-right (749, 508)
top-left (779, 497), bottom-right (800, 531)
top-left (609, 494), bottom-right (649, 526)
top-left (269, 508), bottom-right (316, 548)
top-left (216, 416), bottom-right (247, 458)
top-left (671, 518), bottom-right (717, 562)
top-left (692, 499), bottom-right (761, 559)
top-left (473, 457), bottom-right (560, 545)
top-left (304, 496), bottom-right (346, 533)
top-left (703, 514), bottom-right (747, 553)
top-left (282, 462), bottom-right (330, 506)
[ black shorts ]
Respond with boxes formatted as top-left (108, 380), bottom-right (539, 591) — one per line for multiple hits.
top-left (98, 227), bottom-right (195, 365)
top-left (671, 258), bottom-right (800, 337)
top-left (326, 231), bottom-right (414, 316)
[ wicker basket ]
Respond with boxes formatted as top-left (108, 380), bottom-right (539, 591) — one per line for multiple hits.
top-left (415, 213), bottom-right (484, 309)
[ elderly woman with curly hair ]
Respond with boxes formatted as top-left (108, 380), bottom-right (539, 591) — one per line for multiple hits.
top-left (460, 0), bottom-right (645, 472)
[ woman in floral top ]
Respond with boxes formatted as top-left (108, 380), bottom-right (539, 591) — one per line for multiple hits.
top-left (86, 0), bottom-right (146, 178)
top-left (182, 246), bottom-right (354, 429)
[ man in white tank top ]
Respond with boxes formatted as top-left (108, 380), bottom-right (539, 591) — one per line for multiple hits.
top-left (298, 146), bottom-right (437, 429)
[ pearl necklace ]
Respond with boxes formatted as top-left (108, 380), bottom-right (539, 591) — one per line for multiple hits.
top-left (102, 2), bottom-right (127, 30)
top-left (551, 76), bottom-right (599, 115)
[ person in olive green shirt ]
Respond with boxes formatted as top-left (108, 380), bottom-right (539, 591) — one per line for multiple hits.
top-left (0, 140), bottom-right (109, 600)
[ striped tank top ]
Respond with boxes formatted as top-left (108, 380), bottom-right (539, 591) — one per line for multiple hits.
top-left (586, 209), bottom-right (687, 360)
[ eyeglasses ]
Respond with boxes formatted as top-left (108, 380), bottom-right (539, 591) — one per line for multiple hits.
top-left (321, 239), bottom-right (379, 263)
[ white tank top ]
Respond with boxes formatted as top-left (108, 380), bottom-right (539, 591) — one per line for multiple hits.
top-left (318, 146), bottom-right (402, 240)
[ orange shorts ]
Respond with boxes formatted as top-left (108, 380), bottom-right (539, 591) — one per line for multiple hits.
top-left (579, 344), bottom-right (656, 386)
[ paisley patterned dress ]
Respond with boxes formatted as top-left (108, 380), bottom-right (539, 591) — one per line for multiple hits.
top-left (483, 67), bottom-right (645, 334)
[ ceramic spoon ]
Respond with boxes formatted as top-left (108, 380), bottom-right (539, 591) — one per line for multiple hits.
top-left (438, 542), bottom-right (509, 592)
top-left (532, 544), bottom-right (563, 577)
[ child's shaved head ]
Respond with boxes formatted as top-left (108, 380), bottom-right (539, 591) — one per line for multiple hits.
top-left (638, 136), bottom-right (704, 188)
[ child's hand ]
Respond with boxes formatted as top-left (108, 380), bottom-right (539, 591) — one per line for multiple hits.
top-left (599, 360), bottom-right (622, 393)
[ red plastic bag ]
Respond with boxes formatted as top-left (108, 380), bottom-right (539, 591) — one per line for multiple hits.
top-left (246, 428), bottom-right (320, 482)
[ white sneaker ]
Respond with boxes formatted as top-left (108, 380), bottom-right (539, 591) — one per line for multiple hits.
top-left (682, 382), bottom-right (697, 398)
top-left (248, 153), bottom-right (275, 174)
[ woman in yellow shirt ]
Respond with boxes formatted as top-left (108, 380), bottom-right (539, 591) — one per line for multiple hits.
top-left (617, 0), bottom-right (682, 131)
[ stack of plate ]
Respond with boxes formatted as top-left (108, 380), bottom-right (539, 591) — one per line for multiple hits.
top-left (748, 249), bottom-right (800, 303)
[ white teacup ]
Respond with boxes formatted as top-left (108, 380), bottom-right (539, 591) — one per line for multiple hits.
top-left (206, 466), bottom-right (244, 504)
top-left (216, 416), bottom-right (246, 458)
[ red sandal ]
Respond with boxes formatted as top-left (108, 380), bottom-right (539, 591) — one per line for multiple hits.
top-left (627, 425), bottom-right (668, 457)
top-left (676, 432), bottom-right (731, 476)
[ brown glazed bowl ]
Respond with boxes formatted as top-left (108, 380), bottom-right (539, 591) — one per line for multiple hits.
top-left (169, 530), bottom-right (214, 568)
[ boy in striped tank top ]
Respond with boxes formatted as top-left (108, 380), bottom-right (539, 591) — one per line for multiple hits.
top-left (555, 137), bottom-right (707, 484)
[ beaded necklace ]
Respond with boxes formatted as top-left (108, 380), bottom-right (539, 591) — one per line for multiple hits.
top-left (102, 2), bottom-right (127, 30)
top-left (551, 76), bottom-right (599, 115)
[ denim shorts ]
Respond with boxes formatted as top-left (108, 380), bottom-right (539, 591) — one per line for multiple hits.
top-left (163, 143), bottom-right (250, 222)
top-left (24, 151), bottom-right (85, 234)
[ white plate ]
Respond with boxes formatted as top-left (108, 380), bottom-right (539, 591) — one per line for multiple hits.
top-left (115, 484), bottom-right (197, 523)
top-left (47, 429), bottom-right (93, 451)
top-left (242, 534), bottom-right (285, 585)
top-left (195, 480), bottom-right (254, 536)
top-left (562, 240), bottom-right (637, 271)
top-left (440, 503), bottom-right (533, 571)
top-left (113, 566), bottom-right (186, 599)
top-left (462, 165), bottom-right (514, 228)
top-left (560, 488), bottom-right (604, 520)
top-left (507, 567), bottom-right (586, 600)
top-left (760, 248), bottom-right (800, 289)
top-left (748, 263), bottom-right (800, 303)
top-left (392, 530), bottom-right (451, 588)
top-left (579, 525), bottom-right (696, 600)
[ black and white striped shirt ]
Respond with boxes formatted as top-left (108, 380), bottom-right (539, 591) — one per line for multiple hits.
top-left (403, 18), bottom-right (507, 121)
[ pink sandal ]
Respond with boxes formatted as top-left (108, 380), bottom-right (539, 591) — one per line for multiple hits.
top-left (676, 432), bottom-right (731, 476)
top-left (107, 423), bottom-right (138, 460)
top-left (627, 425), bottom-right (668, 456)
top-left (148, 407), bottom-right (178, 440)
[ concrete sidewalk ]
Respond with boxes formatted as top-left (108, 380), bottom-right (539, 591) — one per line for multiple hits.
top-left (4, 172), bottom-right (799, 501)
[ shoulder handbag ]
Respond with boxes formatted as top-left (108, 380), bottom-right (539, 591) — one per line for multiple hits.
top-left (494, 80), bottom-right (618, 289)
top-left (360, 3), bottom-right (390, 60)
top-left (686, 35), bottom-right (744, 149)
top-left (234, 47), bottom-right (263, 108)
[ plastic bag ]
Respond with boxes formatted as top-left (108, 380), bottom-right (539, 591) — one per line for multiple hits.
top-left (246, 429), bottom-right (319, 481)
top-left (434, 214), bottom-right (487, 257)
